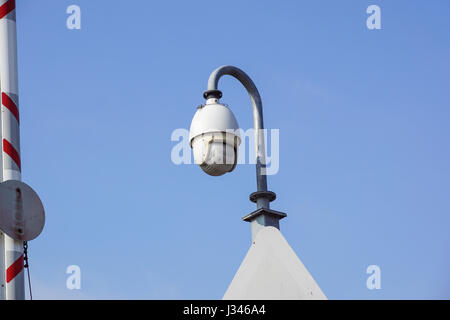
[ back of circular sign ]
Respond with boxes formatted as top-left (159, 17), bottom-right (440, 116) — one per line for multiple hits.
top-left (0, 180), bottom-right (45, 241)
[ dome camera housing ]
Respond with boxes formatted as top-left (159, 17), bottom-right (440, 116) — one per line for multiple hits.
top-left (189, 99), bottom-right (241, 176)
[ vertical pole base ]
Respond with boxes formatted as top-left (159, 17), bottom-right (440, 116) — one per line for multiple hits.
top-left (0, 230), bottom-right (5, 300)
top-left (242, 208), bottom-right (287, 242)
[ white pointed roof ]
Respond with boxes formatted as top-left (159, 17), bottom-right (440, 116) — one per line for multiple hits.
top-left (223, 226), bottom-right (327, 300)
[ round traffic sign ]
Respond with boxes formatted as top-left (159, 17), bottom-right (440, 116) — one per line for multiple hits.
top-left (0, 180), bottom-right (45, 241)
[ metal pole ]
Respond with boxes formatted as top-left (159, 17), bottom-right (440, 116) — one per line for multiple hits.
top-left (204, 66), bottom-right (286, 241)
top-left (0, 0), bottom-right (25, 300)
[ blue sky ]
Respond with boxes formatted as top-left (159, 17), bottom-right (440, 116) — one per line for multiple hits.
top-left (13, 0), bottom-right (450, 299)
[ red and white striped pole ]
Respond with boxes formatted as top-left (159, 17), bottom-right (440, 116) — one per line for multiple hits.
top-left (0, 0), bottom-right (25, 300)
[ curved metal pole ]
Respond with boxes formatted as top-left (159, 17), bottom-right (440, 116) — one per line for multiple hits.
top-left (204, 65), bottom-right (286, 241)
top-left (205, 66), bottom-right (270, 209)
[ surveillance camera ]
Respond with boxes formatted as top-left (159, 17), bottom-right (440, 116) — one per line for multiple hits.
top-left (189, 99), bottom-right (241, 176)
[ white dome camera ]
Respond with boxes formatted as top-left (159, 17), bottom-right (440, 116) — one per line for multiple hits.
top-left (189, 96), bottom-right (241, 176)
